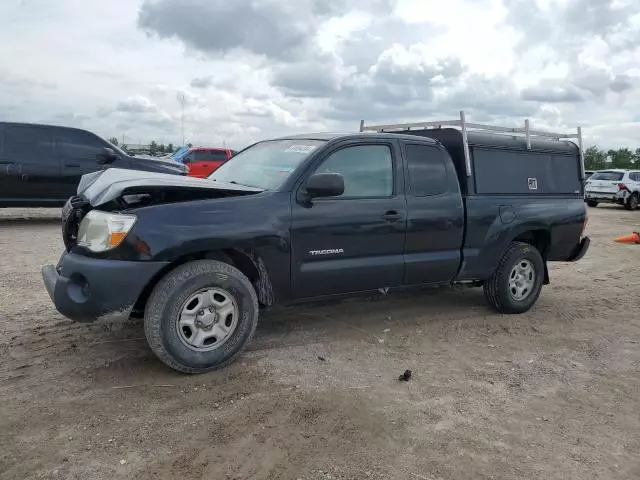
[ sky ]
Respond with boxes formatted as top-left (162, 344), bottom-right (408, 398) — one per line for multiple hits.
top-left (1, 0), bottom-right (639, 150)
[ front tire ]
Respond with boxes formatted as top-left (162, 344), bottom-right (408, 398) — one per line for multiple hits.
top-left (586, 200), bottom-right (598, 207)
top-left (144, 260), bottom-right (259, 373)
top-left (483, 242), bottom-right (544, 314)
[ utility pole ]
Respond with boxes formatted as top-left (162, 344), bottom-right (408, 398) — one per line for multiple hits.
top-left (180, 93), bottom-right (185, 146)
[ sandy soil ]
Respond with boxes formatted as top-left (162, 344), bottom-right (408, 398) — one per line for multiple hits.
top-left (1, 205), bottom-right (639, 480)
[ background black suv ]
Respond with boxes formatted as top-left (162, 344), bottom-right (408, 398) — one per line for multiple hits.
top-left (0, 122), bottom-right (187, 207)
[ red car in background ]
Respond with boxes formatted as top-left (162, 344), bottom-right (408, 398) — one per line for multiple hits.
top-left (182, 147), bottom-right (236, 178)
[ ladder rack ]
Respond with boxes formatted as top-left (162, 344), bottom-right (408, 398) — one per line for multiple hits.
top-left (359, 110), bottom-right (584, 178)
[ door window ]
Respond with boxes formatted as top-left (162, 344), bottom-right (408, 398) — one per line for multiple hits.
top-left (55, 129), bottom-right (107, 160)
top-left (312, 144), bottom-right (394, 198)
top-left (404, 144), bottom-right (448, 196)
top-left (194, 150), bottom-right (228, 162)
top-left (4, 125), bottom-right (54, 158)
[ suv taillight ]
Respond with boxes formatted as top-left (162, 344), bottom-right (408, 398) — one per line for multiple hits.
top-left (618, 183), bottom-right (627, 190)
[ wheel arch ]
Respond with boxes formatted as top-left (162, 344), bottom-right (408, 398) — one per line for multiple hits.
top-left (132, 248), bottom-right (275, 317)
top-left (512, 229), bottom-right (551, 284)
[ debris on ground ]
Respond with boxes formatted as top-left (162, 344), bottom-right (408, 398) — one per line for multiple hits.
top-left (398, 369), bottom-right (412, 381)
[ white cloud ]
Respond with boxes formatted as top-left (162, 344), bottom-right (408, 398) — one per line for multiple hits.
top-left (0, 0), bottom-right (638, 149)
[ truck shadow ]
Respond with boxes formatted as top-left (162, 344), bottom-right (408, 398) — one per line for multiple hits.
top-left (249, 287), bottom-right (489, 351)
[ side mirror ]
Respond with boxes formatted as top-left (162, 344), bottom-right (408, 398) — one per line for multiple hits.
top-left (305, 172), bottom-right (344, 198)
top-left (97, 147), bottom-right (118, 165)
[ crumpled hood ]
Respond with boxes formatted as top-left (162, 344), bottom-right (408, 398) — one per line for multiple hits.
top-left (78, 167), bottom-right (263, 207)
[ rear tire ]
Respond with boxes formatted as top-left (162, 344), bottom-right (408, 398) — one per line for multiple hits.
top-left (483, 242), bottom-right (544, 314)
top-left (624, 193), bottom-right (638, 211)
top-left (586, 200), bottom-right (598, 207)
top-left (144, 260), bottom-right (259, 373)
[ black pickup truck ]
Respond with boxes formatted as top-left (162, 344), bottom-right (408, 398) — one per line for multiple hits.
top-left (41, 123), bottom-right (590, 373)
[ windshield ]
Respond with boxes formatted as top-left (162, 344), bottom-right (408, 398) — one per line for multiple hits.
top-left (589, 171), bottom-right (624, 181)
top-left (208, 139), bottom-right (326, 189)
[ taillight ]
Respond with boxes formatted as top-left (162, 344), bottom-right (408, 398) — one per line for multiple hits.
top-left (618, 183), bottom-right (627, 190)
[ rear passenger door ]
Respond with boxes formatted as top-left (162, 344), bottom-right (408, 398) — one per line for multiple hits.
top-left (401, 142), bottom-right (465, 285)
top-left (291, 140), bottom-right (407, 298)
top-left (1, 124), bottom-right (60, 202)
top-left (54, 128), bottom-right (108, 199)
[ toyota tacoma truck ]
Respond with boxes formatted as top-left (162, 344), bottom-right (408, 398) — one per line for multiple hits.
top-left (41, 114), bottom-right (590, 373)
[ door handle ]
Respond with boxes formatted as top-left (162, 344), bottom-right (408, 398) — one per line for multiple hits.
top-left (381, 210), bottom-right (402, 222)
top-left (65, 163), bottom-right (81, 167)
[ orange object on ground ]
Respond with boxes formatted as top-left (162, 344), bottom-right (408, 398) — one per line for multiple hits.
top-left (614, 232), bottom-right (640, 244)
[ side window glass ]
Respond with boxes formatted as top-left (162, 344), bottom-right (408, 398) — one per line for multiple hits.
top-left (405, 144), bottom-right (448, 196)
top-left (210, 150), bottom-right (229, 162)
top-left (313, 144), bottom-right (393, 198)
top-left (56, 129), bottom-right (106, 160)
top-left (5, 126), bottom-right (53, 158)
top-left (193, 151), bottom-right (209, 162)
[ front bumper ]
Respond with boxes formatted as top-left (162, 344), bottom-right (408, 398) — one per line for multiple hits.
top-left (42, 252), bottom-right (169, 323)
top-left (565, 236), bottom-right (590, 262)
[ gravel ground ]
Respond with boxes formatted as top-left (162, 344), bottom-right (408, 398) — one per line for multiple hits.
top-left (1, 205), bottom-right (639, 480)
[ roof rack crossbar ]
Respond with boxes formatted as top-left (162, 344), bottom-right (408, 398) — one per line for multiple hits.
top-left (359, 110), bottom-right (584, 178)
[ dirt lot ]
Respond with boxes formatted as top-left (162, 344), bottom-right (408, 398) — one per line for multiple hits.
top-left (1, 206), bottom-right (639, 480)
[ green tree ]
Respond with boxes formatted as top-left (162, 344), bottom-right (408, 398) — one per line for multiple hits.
top-left (583, 146), bottom-right (607, 170)
top-left (607, 148), bottom-right (634, 169)
top-left (108, 137), bottom-right (119, 146)
top-left (159, 144), bottom-right (166, 154)
top-left (149, 140), bottom-right (158, 155)
top-left (167, 143), bottom-right (174, 153)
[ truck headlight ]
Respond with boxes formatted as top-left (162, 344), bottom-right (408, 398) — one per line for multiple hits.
top-left (77, 210), bottom-right (137, 252)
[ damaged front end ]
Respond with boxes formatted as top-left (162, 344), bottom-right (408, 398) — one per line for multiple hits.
top-left (78, 167), bottom-right (263, 209)
top-left (45, 168), bottom-right (267, 323)
top-left (61, 168), bottom-right (264, 251)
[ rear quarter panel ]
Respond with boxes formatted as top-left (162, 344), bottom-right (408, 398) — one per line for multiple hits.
top-left (456, 196), bottom-right (586, 281)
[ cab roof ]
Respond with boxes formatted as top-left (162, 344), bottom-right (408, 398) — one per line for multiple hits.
top-left (270, 131), bottom-right (440, 145)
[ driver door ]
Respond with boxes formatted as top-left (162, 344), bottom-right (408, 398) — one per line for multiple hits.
top-left (290, 140), bottom-right (407, 299)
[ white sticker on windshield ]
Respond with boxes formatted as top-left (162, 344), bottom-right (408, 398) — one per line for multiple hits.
top-left (285, 145), bottom-right (317, 154)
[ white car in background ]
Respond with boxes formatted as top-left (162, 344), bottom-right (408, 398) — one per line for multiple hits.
top-left (584, 169), bottom-right (640, 210)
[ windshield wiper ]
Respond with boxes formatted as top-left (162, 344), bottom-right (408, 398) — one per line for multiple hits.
top-left (229, 180), bottom-right (262, 189)
top-left (209, 177), bottom-right (263, 189)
